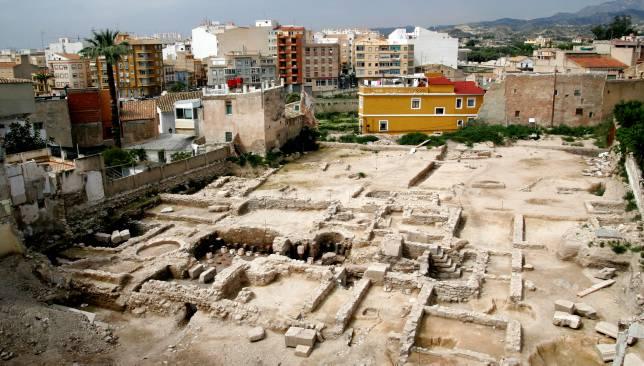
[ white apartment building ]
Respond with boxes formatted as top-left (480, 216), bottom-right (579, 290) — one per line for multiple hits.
top-left (388, 27), bottom-right (458, 69)
top-left (45, 38), bottom-right (84, 66)
top-left (191, 22), bottom-right (236, 59)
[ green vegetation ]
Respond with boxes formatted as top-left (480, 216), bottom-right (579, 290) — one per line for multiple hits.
top-left (357, 172), bottom-right (367, 179)
top-left (614, 100), bottom-right (644, 171)
top-left (3, 122), bottom-right (46, 155)
top-left (286, 93), bottom-right (301, 104)
top-left (555, 42), bottom-right (574, 50)
top-left (339, 134), bottom-right (379, 144)
top-left (169, 82), bottom-right (187, 92)
top-left (398, 122), bottom-right (537, 148)
top-left (102, 147), bottom-right (134, 167)
top-left (316, 112), bottom-right (359, 134)
top-left (591, 15), bottom-right (638, 41)
top-left (610, 242), bottom-right (628, 254)
top-left (128, 148), bottom-right (147, 162)
top-left (589, 183), bottom-right (606, 197)
top-left (467, 42), bottom-right (534, 63)
top-left (170, 151), bottom-right (192, 162)
top-left (547, 121), bottom-right (613, 148)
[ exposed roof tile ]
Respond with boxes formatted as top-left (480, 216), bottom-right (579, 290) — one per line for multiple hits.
top-left (120, 99), bottom-right (157, 121)
top-left (156, 91), bottom-right (203, 113)
top-left (0, 77), bottom-right (33, 84)
top-left (454, 81), bottom-right (485, 95)
top-left (568, 55), bottom-right (627, 69)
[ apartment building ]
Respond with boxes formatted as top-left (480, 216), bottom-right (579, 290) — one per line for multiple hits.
top-left (49, 53), bottom-right (91, 89)
top-left (114, 34), bottom-right (164, 97)
top-left (316, 29), bottom-right (380, 74)
top-left (353, 36), bottom-right (414, 82)
top-left (358, 75), bottom-right (484, 134)
top-left (45, 38), bottom-right (85, 66)
top-left (164, 51), bottom-right (206, 88)
top-left (222, 51), bottom-right (276, 88)
top-left (533, 49), bottom-right (627, 79)
top-left (303, 43), bottom-right (340, 92)
top-left (388, 27), bottom-right (458, 69)
top-left (276, 26), bottom-right (307, 88)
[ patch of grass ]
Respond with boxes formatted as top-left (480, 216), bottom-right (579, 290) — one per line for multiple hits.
top-left (610, 242), bottom-right (628, 254)
top-left (562, 136), bottom-right (576, 143)
top-left (339, 134), bottom-right (379, 144)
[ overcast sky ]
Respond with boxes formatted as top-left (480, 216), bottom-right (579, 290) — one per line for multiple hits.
top-left (0, 0), bottom-right (604, 49)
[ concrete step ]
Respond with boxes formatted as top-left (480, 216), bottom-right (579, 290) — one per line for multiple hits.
top-left (436, 268), bottom-right (462, 280)
top-left (433, 257), bottom-right (453, 268)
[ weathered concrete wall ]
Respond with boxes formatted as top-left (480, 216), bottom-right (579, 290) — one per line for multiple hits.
top-left (477, 81), bottom-right (505, 123)
top-left (625, 154), bottom-right (644, 217)
top-left (0, 162), bottom-right (24, 257)
top-left (72, 122), bottom-right (104, 148)
top-left (122, 118), bottom-right (158, 145)
top-left (314, 98), bottom-right (358, 114)
top-left (602, 79), bottom-right (644, 119)
top-left (33, 99), bottom-right (73, 147)
top-left (0, 83), bottom-right (35, 117)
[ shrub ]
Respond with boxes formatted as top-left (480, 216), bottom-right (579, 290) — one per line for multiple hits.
top-left (398, 132), bottom-right (431, 146)
top-left (339, 134), bottom-right (378, 144)
top-left (286, 93), bottom-right (301, 104)
top-left (281, 126), bottom-right (320, 154)
top-left (129, 148), bottom-right (147, 162)
top-left (589, 183), bottom-right (605, 197)
top-left (102, 147), bottom-right (134, 167)
top-left (610, 242), bottom-right (627, 254)
top-left (170, 151), bottom-right (192, 162)
top-left (614, 100), bottom-right (644, 128)
top-left (4, 121), bottom-right (46, 155)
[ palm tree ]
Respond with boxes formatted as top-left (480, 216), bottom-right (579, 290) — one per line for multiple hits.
top-left (80, 29), bottom-right (129, 147)
top-left (33, 71), bottom-right (53, 95)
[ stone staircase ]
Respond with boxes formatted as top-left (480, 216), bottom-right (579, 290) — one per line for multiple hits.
top-left (423, 245), bottom-right (462, 280)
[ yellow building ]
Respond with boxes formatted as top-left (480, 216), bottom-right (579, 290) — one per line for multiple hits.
top-left (359, 76), bottom-right (485, 134)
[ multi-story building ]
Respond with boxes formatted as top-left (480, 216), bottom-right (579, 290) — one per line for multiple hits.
top-left (164, 51), bottom-right (205, 88)
top-left (388, 27), bottom-right (458, 69)
top-left (524, 36), bottom-right (552, 48)
top-left (353, 36), bottom-right (414, 82)
top-left (221, 51), bottom-right (276, 89)
top-left (303, 43), bottom-right (340, 92)
top-left (533, 49), bottom-right (627, 79)
top-left (163, 64), bottom-right (176, 88)
top-left (276, 26), bottom-right (307, 89)
top-left (114, 34), bottom-right (164, 97)
top-left (358, 75), bottom-right (485, 134)
top-left (206, 57), bottom-right (227, 86)
top-left (45, 38), bottom-right (85, 66)
top-left (317, 29), bottom-right (380, 74)
top-left (191, 21), bottom-right (237, 59)
top-left (49, 53), bottom-right (91, 89)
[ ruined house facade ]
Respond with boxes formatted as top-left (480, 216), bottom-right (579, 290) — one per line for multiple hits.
top-left (478, 73), bottom-right (644, 127)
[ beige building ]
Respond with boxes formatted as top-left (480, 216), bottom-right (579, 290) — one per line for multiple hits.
top-left (50, 53), bottom-right (91, 89)
top-left (353, 36), bottom-right (414, 81)
top-left (114, 34), bottom-right (164, 97)
top-left (534, 49), bottom-right (627, 79)
top-left (200, 85), bottom-right (304, 155)
top-left (304, 43), bottom-right (340, 92)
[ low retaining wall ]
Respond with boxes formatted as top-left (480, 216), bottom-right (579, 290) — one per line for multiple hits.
top-left (625, 154), bottom-right (644, 217)
top-left (335, 278), bottom-right (371, 332)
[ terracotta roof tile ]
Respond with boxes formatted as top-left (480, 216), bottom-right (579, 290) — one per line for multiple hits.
top-left (568, 55), bottom-right (627, 69)
top-left (428, 76), bottom-right (454, 85)
top-left (156, 91), bottom-right (203, 113)
top-left (0, 77), bottom-right (33, 84)
top-left (454, 81), bottom-right (485, 95)
top-left (120, 99), bottom-right (157, 121)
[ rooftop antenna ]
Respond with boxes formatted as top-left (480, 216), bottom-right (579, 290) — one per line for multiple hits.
top-left (40, 31), bottom-right (45, 50)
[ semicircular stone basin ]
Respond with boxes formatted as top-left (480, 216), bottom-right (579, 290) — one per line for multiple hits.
top-left (137, 240), bottom-right (181, 258)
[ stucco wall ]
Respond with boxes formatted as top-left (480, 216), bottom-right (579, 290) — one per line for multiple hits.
top-left (478, 81), bottom-right (505, 123)
top-left (122, 118), bottom-right (158, 145)
top-left (33, 99), bottom-right (73, 147)
top-left (0, 83), bottom-right (35, 117)
top-left (314, 99), bottom-right (358, 114)
top-left (72, 122), bottom-right (104, 147)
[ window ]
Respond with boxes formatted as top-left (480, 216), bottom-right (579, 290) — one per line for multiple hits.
top-left (456, 98), bottom-right (463, 109)
top-left (467, 97), bottom-right (476, 108)
top-left (225, 101), bottom-right (233, 115)
top-left (574, 89), bottom-right (581, 96)
top-left (589, 112), bottom-right (594, 118)
top-left (176, 108), bottom-right (193, 119)
top-left (575, 108), bottom-right (583, 116)
top-left (515, 110), bottom-right (520, 117)
top-left (457, 120), bottom-right (464, 128)
top-left (435, 107), bottom-right (445, 115)
top-left (225, 132), bottom-right (233, 142)
top-left (379, 120), bottom-right (388, 132)
top-left (411, 98), bottom-right (421, 110)
top-left (554, 89), bottom-right (558, 96)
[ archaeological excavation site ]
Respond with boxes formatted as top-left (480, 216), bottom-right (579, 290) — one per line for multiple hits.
top-left (2, 139), bottom-right (644, 365)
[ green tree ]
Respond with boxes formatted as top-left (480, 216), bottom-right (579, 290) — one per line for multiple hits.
top-left (4, 121), bottom-right (46, 155)
top-left (170, 151), bottom-right (192, 162)
top-left (33, 71), bottom-right (53, 95)
top-left (80, 29), bottom-right (130, 148)
top-left (102, 147), bottom-right (134, 167)
top-left (614, 100), bottom-right (644, 128)
top-left (286, 93), bottom-right (300, 104)
top-left (169, 81), bottom-right (187, 92)
top-left (592, 16), bottom-right (638, 40)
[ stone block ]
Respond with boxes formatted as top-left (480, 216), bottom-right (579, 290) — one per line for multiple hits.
top-left (364, 263), bottom-right (389, 285)
top-left (510, 273), bottom-right (523, 302)
top-left (552, 311), bottom-right (581, 329)
top-left (94, 233), bottom-right (111, 244)
top-left (295, 344), bottom-right (312, 358)
top-left (285, 327), bottom-right (316, 348)
top-left (554, 300), bottom-right (575, 314)
top-left (199, 267), bottom-right (216, 284)
top-left (321, 252), bottom-right (336, 265)
top-left (382, 234), bottom-right (403, 258)
top-left (119, 229), bottom-right (131, 241)
top-left (574, 302), bottom-right (597, 319)
top-left (248, 326), bottom-right (265, 342)
top-left (160, 207), bottom-right (174, 213)
top-left (595, 344), bottom-right (616, 362)
top-left (111, 230), bottom-right (123, 244)
top-left (595, 321), bottom-right (618, 339)
top-left (188, 264), bottom-right (205, 279)
top-left (624, 353), bottom-right (643, 366)
top-left (595, 228), bottom-right (622, 240)
top-left (595, 267), bottom-right (616, 280)
top-left (511, 250), bottom-right (523, 273)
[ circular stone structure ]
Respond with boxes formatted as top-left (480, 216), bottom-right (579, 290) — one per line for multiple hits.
top-left (136, 240), bottom-right (182, 258)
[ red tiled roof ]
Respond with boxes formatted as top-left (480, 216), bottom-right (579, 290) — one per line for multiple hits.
top-left (428, 76), bottom-right (454, 85)
top-left (454, 81), bottom-right (485, 95)
top-left (568, 56), bottom-right (627, 69)
top-left (120, 99), bottom-right (157, 122)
